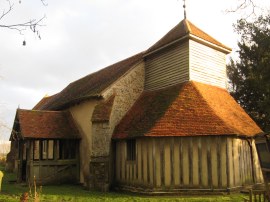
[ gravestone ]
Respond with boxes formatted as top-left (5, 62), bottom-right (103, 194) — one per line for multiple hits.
top-left (0, 170), bottom-right (3, 192)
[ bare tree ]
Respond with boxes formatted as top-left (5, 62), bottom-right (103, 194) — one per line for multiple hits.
top-left (0, 0), bottom-right (47, 43)
top-left (226, 0), bottom-right (263, 18)
top-left (0, 141), bottom-right (10, 155)
top-left (0, 106), bottom-right (10, 143)
top-left (227, 0), bottom-right (256, 12)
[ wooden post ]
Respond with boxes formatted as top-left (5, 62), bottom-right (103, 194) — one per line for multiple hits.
top-left (207, 137), bottom-right (212, 189)
top-left (249, 189), bottom-right (252, 202)
top-left (262, 171), bottom-right (270, 201)
top-left (0, 171), bottom-right (3, 192)
top-left (152, 138), bottom-right (156, 188)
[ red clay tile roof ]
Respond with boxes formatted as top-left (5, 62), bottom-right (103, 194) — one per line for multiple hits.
top-left (15, 109), bottom-right (81, 139)
top-left (113, 81), bottom-right (262, 139)
top-left (39, 52), bottom-right (144, 110)
top-left (146, 19), bottom-right (231, 54)
top-left (32, 94), bottom-right (58, 110)
top-left (92, 95), bottom-right (115, 122)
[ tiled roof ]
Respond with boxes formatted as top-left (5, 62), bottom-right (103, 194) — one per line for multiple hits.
top-left (146, 19), bottom-right (231, 54)
top-left (16, 109), bottom-right (81, 139)
top-left (32, 94), bottom-right (57, 110)
top-left (33, 19), bottom-right (231, 111)
top-left (92, 95), bottom-right (115, 122)
top-left (39, 52), bottom-right (144, 110)
top-left (113, 81), bottom-right (262, 139)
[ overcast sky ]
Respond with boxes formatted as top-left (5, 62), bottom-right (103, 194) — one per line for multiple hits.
top-left (0, 0), bottom-right (269, 141)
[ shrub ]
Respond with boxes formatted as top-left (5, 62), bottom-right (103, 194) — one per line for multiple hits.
top-left (0, 156), bottom-right (6, 167)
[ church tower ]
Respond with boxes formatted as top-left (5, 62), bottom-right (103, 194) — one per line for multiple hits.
top-left (144, 19), bottom-right (231, 91)
top-left (113, 15), bottom-right (262, 193)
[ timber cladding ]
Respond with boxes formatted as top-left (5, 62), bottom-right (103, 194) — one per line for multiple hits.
top-left (189, 40), bottom-right (227, 89)
top-left (144, 39), bottom-right (227, 92)
top-left (114, 136), bottom-right (263, 193)
top-left (144, 41), bottom-right (189, 91)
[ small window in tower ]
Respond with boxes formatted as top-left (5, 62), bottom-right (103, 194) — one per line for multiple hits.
top-left (127, 139), bottom-right (136, 161)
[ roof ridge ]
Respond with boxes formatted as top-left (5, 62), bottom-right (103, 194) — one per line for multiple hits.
top-left (187, 82), bottom-right (236, 135)
top-left (146, 19), bottom-right (231, 55)
top-left (184, 19), bottom-right (191, 34)
top-left (19, 109), bottom-right (68, 114)
top-left (187, 20), bottom-right (231, 51)
top-left (145, 20), bottom-right (188, 54)
top-left (69, 51), bottom-right (145, 86)
top-left (40, 51), bottom-right (144, 110)
top-left (191, 81), bottom-right (247, 135)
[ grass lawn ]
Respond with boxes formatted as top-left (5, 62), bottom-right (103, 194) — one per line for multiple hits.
top-left (0, 165), bottom-right (248, 202)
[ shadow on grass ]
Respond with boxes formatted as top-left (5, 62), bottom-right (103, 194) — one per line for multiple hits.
top-left (0, 166), bottom-right (246, 202)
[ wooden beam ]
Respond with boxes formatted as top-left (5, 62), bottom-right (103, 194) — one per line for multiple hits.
top-left (189, 137), bottom-right (193, 187)
top-left (160, 139), bottom-right (165, 187)
top-left (207, 137), bottom-right (212, 188)
top-left (180, 138), bottom-right (183, 186)
top-left (152, 138), bottom-right (156, 187)
top-left (217, 137), bottom-right (222, 188)
top-left (198, 137), bottom-right (202, 188)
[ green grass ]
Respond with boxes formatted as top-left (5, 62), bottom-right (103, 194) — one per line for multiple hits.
top-left (0, 165), bottom-right (248, 202)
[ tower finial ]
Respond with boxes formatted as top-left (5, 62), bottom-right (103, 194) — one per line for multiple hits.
top-left (183, 0), bottom-right (187, 19)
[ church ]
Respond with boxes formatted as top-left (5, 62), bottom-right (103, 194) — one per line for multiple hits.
top-left (8, 14), bottom-right (264, 193)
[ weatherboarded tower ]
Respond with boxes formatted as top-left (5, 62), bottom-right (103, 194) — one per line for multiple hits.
top-left (112, 19), bottom-right (263, 193)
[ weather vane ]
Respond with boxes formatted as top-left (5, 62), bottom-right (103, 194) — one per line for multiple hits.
top-left (183, 0), bottom-right (187, 19)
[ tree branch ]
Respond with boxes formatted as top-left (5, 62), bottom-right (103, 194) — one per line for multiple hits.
top-left (225, 0), bottom-right (258, 18)
top-left (40, 0), bottom-right (48, 6)
top-left (0, 0), bottom-right (14, 21)
top-left (0, 0), bottom-right (46, 38)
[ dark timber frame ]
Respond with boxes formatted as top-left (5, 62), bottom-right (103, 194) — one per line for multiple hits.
top-left (16, 138), bottom-right (80, 185)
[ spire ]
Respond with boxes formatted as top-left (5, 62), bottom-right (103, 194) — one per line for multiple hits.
top-left (183, 0), bottom-right (187, 19)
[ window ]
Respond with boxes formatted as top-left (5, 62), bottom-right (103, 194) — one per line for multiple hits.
top-left (33, 140), bottom-right (40, 160)
top-left (256, 143), bottom-right (270, 169)
top-left (22, 142), bottom-right (27, 160)
top-left (42, 140), bottom-right (48, 160)
top-left (40, 140), bottom-right (54, 160)
top-left (127, 139), bottom-right (136, 161)
top-left (34, 140), bottom-right (77, 160)
top-left (48, 140), bottom-right (54, 159)
top-left (58, 140), bottom-right (77, 160)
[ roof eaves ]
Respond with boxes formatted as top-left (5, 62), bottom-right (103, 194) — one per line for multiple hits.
top-left (9, 109), bottom-right (21, 141)
top-left (144, 33), bottom-right (231, 58)
top-left (22, 136), bottom-right (81, 140)
top-left (144, 35), bottom-right (189, 58)
top-left (189, 34), bottom-right (232, 54)
top-left (112, 133), bottom-right (248, 140)
top-left (254, 132), bottom-right (269, 138)
top-left (52, 94), bottom-right (103, 110)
